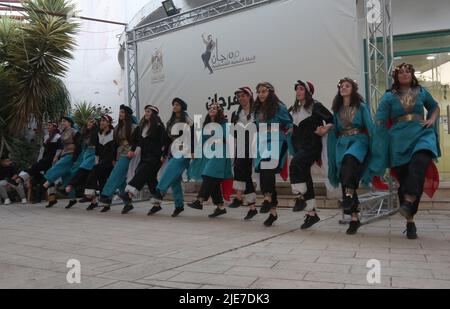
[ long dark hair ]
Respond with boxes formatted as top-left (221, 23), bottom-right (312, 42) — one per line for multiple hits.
top-left (254, 91), bottom-right (281, 121)
top-left (233, 94), bottom-right (255, 123)
top-left (332, 78), bottom-right (364, 113)
top-left (204, 107), bottom-right (227, 127)
top-left (391, 63), bottom-right (421, 93)
top-left (81, 120), bottom-right (99, 146)
top-left (289, 88), bottom-right (315, 114)
top-left (167, 111), bottom-right (189, 130)
top-left (139, 112), bottom-right (164, 138)
top-left (114, 111), bottom-right (133, 142)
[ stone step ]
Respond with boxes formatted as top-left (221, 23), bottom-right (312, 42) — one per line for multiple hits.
top-left (139, 181), bottom-right (450, 211)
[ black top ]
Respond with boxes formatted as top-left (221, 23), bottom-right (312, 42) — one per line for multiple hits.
top-left (131, 122), bottom-right (168, 163)
top-left (290, 101), bottom-right (334, 157)
top-left (164, 116), bottom-right (194, 158)
top-left (0, 163), bottom-right (18, 181)
top-left (96, 131), bottom-right (116, 167)
top-left (41, 134), bottom-right (62, 162)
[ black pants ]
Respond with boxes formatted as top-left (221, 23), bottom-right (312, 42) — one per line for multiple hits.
top-left (27, 158), bottom-right (53, 202)
top-left (339, 155), bottom-right (364, 214)
top-left (259, 169), bottom-right (278, 206)
top-left (85, 164), bottom-right (114, 194)
top-left (234, 158), bottom-right (255, 195)
top-left (340, 155), bottom-right (364, 191)
top-left (290, 149), bottom-right (319, 202)
top-left (198, 176), bottom-right (224, 205)
top-left (28, 158), bottom-right (52, 179)
top-left (128, 160), bottom-right (161, 194)
top-left (396, 150), bottom-right (433, 216)
top-left (68, 168), bottom-right (90, 189)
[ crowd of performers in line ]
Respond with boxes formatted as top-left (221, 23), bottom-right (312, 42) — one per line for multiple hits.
top-left (0, 63), bottom-right (441, 239)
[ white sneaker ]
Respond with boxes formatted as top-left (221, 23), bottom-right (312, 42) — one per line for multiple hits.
top-left (4, 199), bottom-right (11, 205)
top-left (21, 198), bottom-right (28, 204)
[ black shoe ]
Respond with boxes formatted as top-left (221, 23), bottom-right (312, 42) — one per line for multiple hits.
top-left (293, 197), bottom-right (307, 212)
top-left (46, 200), bottom-right (58, 208)
top-left (79, 197), bottom-right (92, 204)
top-left (301, 214), bottom-right (321, 230)
top-left (244, 209), bottom-right (258, 221)
top-left (100, 206), bottom-right (111, 213)
top-left (346, 220), bottom-right (361, 235)
top-left (404, 222), bottom-right (418, 240)
top-left (172, 207), bottom-right (184, 218)
top-left (209, 207), bottom-right (227, 218)
top-left (264, 214), bottom-right (278, 227)
top-left (86, 203), bottom-right (99, 211)
top-left (121, 204), bottom-right (134, 214)
top-left (65, 200), bottom-right (77, 209)
top-left (259, 200), bottom-right (273, 214)
top-left (228, 198), bottom-right (243, 209)
top-left (120, 192), bottom-right (132, 207)
top-left (148, 205), bottom-right (162, 216)
top-left (399, 202), bottom-right (414, 220)
top-left (187, 200), bottom-right (203, 210)
top-left (99, 195), bottom-right (112, 205)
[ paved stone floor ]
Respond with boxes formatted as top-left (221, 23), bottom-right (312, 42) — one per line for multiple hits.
top-left (1, 200), bottom-right (450, 289)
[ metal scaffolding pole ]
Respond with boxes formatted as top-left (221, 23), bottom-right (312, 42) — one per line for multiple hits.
top-left (339, 0), bottom-right (397, 226)
top-left (125, 29), bottom-right (139, 117)
top-left (365, 0), bottom-right (394, 113)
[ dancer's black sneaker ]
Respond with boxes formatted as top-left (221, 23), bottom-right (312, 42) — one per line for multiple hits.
top-left (209, 207), bottom-right (227, 218)
top-left (260, 200), bottom-right (273, 214)
top-left (346, 220), bottom-right (361, 235)
top-left (100, 206), bottom-right (111, 213)
top-left (172, 207), bottom-right (184, 218)
top-left (228, 198), bottom-right (243, 209)
top-left (86, 203), bottom-right (99, 211)
top-left (293, 197), bottom-right (307, 212)
top-left (404, 222), bottom-right (418, 240)
top-left (46, 200), bottom-right (58, 208)
top-left (65, 200), bottom-right (77, 209)
top-left (187, 200), bottom-right (203, 210)
top-left (121, 204), bottom-right (134, 214)
top-left (301, 214), bottom-right (321, 230)
top-left (244, 209), bottom-right (258, 221)
top-left (148, 205), bottom-right (162, 216)
top-left (264, 214), bottom-right (278, 227)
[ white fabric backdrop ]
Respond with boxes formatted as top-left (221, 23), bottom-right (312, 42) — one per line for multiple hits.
top-left (137, 0), bottom-right (361, 121)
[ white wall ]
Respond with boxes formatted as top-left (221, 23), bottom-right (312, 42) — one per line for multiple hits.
top-left (137, 0), bottom-right (361, 121)
top-left (357, 0), bottom-right (450, 36)
top-left (392, 0), bottom-right (450, 35)
top-left (62, 0), bottom-right (149, 118)
top-left (62, 1), bottom-right (217, 119)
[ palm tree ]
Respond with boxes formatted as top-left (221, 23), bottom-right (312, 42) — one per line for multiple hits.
top-left (0, 0), bottom-right (79, 157)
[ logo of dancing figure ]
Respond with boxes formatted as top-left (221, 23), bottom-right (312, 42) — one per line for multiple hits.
top-left (201, 33), bottom-right (216, 75)
top-left (151, 48), bottom-right (164, 74)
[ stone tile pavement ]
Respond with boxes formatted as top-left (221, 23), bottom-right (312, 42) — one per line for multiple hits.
top-left (1, 200), bottom-right (450, 289)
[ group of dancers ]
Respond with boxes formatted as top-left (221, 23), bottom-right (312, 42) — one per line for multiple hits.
top-left (1, 63), bottom-right (441, 239)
